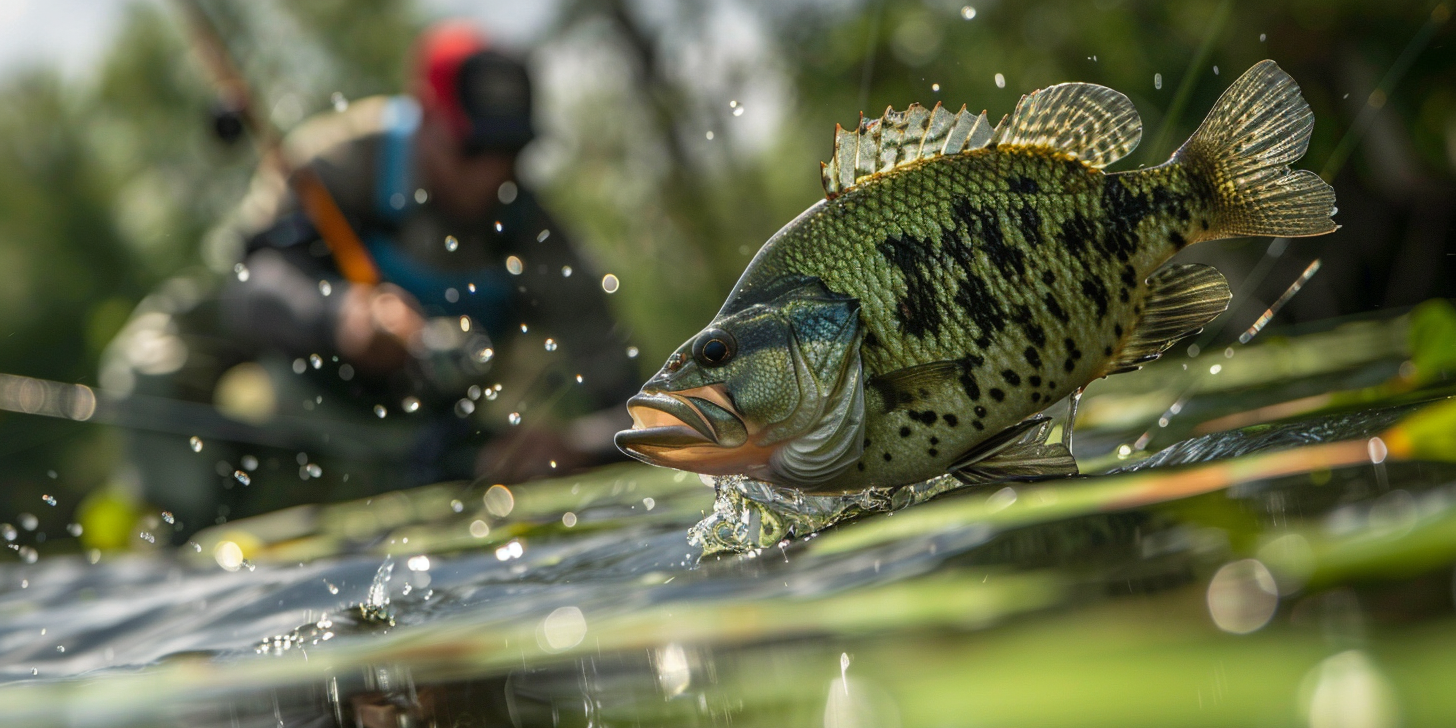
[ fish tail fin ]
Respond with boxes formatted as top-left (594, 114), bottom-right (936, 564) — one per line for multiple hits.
top-left (1173, 60), bottom-right (1337, 241)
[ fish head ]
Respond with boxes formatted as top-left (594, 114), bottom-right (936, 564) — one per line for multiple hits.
top-left (615, 281), bottom-right (867, 487)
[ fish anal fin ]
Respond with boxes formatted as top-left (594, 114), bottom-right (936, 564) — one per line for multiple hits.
top-left (991, 82), bottom-right (1142, 168)
top-left (949, 415), bottom-right (1079, 483)
top-left (866, 360), bottom-right (959, 412)
top-left (1106, 263), bottom-right (1232, 375)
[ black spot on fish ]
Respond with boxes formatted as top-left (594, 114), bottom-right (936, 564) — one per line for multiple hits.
top-left (1080, 277), bottom-right (1110, 318)
top-left (989, 388), bottom-right (1006, 402)
top-left (1064, 357), bottom-right (1076, 372)
top-left (1015, 205), bottom-right (1043, 248)
top-left (956, 357), bottom-right (983, 401)
top-left (973, 420), bottom-right (986, 431)
top-left (909, 410), bottom-right (938, 425)
top-left (952, 198), bottom-right (1025, 279)
top-left (1169, 230), bottom-right (1187, 248)
top-left (1029, 375), bottom-right (1042, 387)
top-left (928, 448), bottom-right (939, 457)
top-left (1057, 213), bottom-right (1095, 258)
top-left (1042, 270), bottom-right (1056, 285)
top-left (1032, 392), bottom-right (1041, 402)
top-left (1200, 219), bottom-right (1210, 230)
top-left (1048, 380), bottom-right (1057, 389)
top-left (899, 426), bottom-right (912, 438)
top-left (883, 452), bottom-right (893, 461)
top-left (1119, 288), bottom-right (1130, 303)
top-left (974, 406), bottom-right (987, 417)
top-left (858, 462), bottom-right (866, 471)
top-left (864, 438), bottom-right (871, 447)
top-left (1120, 265), bottom-right (1137, 289)
top-left (1002, 369), bottom-right (1021, 386)
top-left (954, 274), bottom-right (1005, 348)
top-left (1023, 323), bottom-right (1047, 347)
top-left (1008, 176), bottom-right (1039, 194)
top-left (943, 414), bottom-right (959, 427)
top-left (863, 330), bottom-right (881, 349)
top-left (1044, 292), bottom-right (1070, 323)
top-left (1065, 338), bottom-right (1083, 359)
top-left (1024, 346), bottom-right (1043, 368)
top-left (1114, 323), bottom-right (1124, 337)
top-left (1104, 345), bottom-right (1113, 356)
top-left (930, 436), bottom-right (939, 445)
top-left (878, 234), bottom-right (943, 338)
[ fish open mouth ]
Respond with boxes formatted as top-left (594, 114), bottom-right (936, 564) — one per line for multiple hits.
top-left (615, 387), bottom-right (756, 471)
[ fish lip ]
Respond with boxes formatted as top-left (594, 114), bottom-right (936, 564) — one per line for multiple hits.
top-left (615, 392), bottom-right (718, 458)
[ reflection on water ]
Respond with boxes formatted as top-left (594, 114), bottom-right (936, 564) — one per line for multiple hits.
top-left (2, 310), bottom-right (1456, 726)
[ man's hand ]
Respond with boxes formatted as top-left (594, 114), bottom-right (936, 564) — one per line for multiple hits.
top-left (335, 283), bottom-right (426, 375)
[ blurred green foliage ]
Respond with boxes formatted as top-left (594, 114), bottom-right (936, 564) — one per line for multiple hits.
top-left (0, 0), bottom-right (1450, 536)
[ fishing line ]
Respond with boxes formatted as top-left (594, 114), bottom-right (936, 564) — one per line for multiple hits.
top-left (1238, 259), bottom-right (1323, 344)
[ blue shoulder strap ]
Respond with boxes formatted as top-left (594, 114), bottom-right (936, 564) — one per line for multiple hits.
top-left (376, 96), bottom-right (421, 223)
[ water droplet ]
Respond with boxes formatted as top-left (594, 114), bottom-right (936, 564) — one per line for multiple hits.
top-left (483, 387), bottom-right (498, 401)
top-left (1209, 364), bottom-right (1223, 375)
top-left (444, 235), bottom-right (459, 252)
top-left (485, 484), bottom-right (515, 517)
top-left (1207, 559), bottom-right (1277, 633)
top-left (161, 511), bottom-right (175, 525)
top-left (241, 454), bottom-right (258, 471)
top-left (325, 581), bottom-right (339, 595)
top-left (234, 263), bottom-right (250, 282)
top-left (331, 91), bottom-right (348, 111)
top-left (508, 412), bottom-right (522, 426)
top-left (18, 513), bottom-right (37, 531)
top-left (994, 72), bottom-right (1006, 88)
top-left (506, 256), bottom-right (523, 275)
top-left (66, 523), bottom-right (81, 537)
top-left (445, 287), bottom-right (459, 303)
top-left (540, 606), bottom-right (586, 651)
top-left (497, 180), bottom-right (518, 204)
top-left (519, 323), bottom-right (530, 334)
top-left (960, 5), bottom-right (977, 19)
top-left (306, 463), bottom-right (322, 478)
top-left (407, 555), bottom-right (431, 572)
top-left (293, 358), bottom-right (307, 374)
top-left (1154, 72), bottom-right (1162, 90)
top-left (469, 520), bottom-right (490, 538)
top-left (931, 82), bottom-right (940, 92)
top-left (575, 374), bottom-right (584, 384)
top-left (732, 106), bottom-right (744, 117)
top-left (561, 265), bottom-right (572, 277)
top-left (729, 99), bottom-right (738, 108)
top-left (705, 130), bottom-right (715, 140)
top-left (601, 274), bottom-right (620, 293)
top-left (19, 546), bottom-right (37, 563)
top-left (544, 338), bottom-right (558, 352)
top-left (309, 354), bottom-right (323, 370)
top-left (318, 280), bottom-right (332, 296)
top-left (374, 404), bottom-right (387, 418)
top-left (189, 436), bottom-right (203, 452)
top-left (1, 524), bottom-right (16, 541)
top-left (450, 499), bottom-right (464, 513)
top-left (455, 399), bottom-right (476, 417)
top-left (41, 495), bottom-right (56, 507)
top-left (47, 470), bottom-right (56, 479)
top-left (537, 229), bottom-right (550, 242)
top-left (562, 512), bottom-right (577, 527)
top-left (339, 363), bottom-right (354, 381)
top-left (297, 452), bottom-right (309, 465)
top-left (475, 347), bottom-right (495, 364)
top-left (467, 282), bottom-right (476, 293)
top-left (1213, 65), bottom-right (1220, 75)
top-left (402, 396), bottom-right (421, 413)
top-left (414, 188), bottom-right (428, 204)
top-left (234, 470), bottom-right (251, 486)
top-left (643, 497), bottom-right (656, 510)
top-left (468, 385), bottom-right (482, 400)
top-left (1259, 33), bottom-right (1267, 42)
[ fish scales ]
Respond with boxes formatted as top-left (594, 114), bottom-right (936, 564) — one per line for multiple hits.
top-left (737, 148), bottom-right (1209, 488)
top-left (618, 61), bottom-right (1337, 495)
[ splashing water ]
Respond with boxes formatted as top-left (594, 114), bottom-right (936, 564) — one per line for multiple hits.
top-left (359, 558), bottom-right (395, 626)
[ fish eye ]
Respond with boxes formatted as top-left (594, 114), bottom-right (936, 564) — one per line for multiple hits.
top-left (693, 329), bottom-right (736, 367)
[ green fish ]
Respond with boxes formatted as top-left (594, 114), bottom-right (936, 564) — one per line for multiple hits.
top-left (616, 61), bottom-right (1337, 493)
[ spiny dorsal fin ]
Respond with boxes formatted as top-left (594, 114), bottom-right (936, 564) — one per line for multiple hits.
top-left (949, 415), bottom-right (1078, 484)
top-left (1105, 264), bottom-right (1232, 376)
top-left (821, 102), bottom-right (993, 198)
top-left (990, 82), bottom-right (1142, 168)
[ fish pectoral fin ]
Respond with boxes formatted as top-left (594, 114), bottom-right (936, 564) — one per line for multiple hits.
top-left (866, 360), bottom-right (960, 412)
top-left (991, 82), bottom-right (1142, 169)
top-left (1105, 263), bottom-right (1232, 376)
top-left (948, 415), bottom-right (1079, 484)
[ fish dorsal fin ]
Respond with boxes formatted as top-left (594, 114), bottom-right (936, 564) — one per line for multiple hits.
top-left (821, 102), bottom-right (994, 198)
top-left (991, 82), bottom-right (1142, 168)
top-left (1105, 264), bottom-right (1232, 376)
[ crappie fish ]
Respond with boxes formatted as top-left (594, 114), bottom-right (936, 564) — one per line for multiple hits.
top-left (616, 61), bottom-right (1337, 494)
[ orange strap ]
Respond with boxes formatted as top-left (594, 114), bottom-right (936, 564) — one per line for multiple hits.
top-left (293, 168), bottom-right (380, 285)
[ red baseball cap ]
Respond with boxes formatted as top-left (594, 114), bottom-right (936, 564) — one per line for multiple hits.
top-left (414, 21), bottom-right (534, 154)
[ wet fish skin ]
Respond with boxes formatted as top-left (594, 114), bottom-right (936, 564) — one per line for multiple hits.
top-left (618, 61), bottom-right (1335, 494)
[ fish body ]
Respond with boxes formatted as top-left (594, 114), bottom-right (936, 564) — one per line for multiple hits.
top-left (617, 61), bottom-right (1337, 494)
